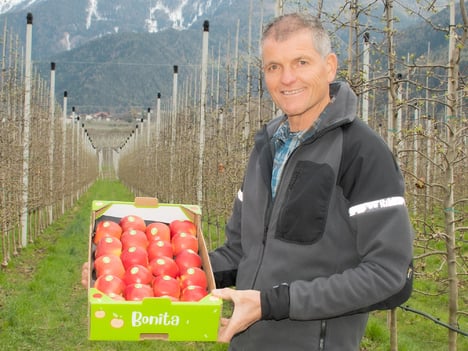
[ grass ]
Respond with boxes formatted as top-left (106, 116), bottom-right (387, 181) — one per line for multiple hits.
top-left (362, 270), bottom-right (468, 350)
top-left (0, 179), bottom-right (466, 350)
top-left (0, 180), bottom-right (226, 351)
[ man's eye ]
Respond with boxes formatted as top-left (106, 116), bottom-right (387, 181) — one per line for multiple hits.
top-left (266, 64), bottom-right (278, 72)
top-left (298, 60), bottom-right (308, 66)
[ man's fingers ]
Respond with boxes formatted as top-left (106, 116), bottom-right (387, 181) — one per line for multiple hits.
top-left (220, 317), bottom-right (230, 327)
top-left (81, 262), bottom-right (89, 288)
top-left (214, 288), bottom-right (261, 343)
top-left (211, 288), bottom-right (234, 301)
top-left (218, 317), bottom-right (231, 342)
top-left (218, 321), bottom-right (237, 343)
top-left (218, 329), bottom-right (232, 343)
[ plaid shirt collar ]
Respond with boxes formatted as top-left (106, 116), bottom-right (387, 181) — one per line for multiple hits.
top-left (270, 116), bottom-right (323, 198)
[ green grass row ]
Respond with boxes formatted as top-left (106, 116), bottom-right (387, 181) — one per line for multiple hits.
top-left (0, 180), bottom-right (226, 351)
top-left (0, 179), bottom-right (465, 350)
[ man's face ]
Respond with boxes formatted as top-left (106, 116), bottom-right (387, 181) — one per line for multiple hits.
top-left (262, 29), bottom-right (337, 125)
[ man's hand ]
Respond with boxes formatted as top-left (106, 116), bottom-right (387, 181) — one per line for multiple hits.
top-left (211, 288), bottom-right (261, 343)
top-left (81, 261), bottom-right (89, 288)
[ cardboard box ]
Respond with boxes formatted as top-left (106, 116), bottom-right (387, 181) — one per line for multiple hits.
top-left (87, 198), bottom-right (222, 341)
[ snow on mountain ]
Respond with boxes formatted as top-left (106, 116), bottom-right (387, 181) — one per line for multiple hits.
top-left (0, 0), bottom-right (41, 14)
top-left (82, 0), bottom-right (225, 33)
top-left (85, 0), bottom-right (105, 30)
top-left (1, 0), bottom-right (225, 33)
top-left (145, 0), bottom-right (224, 32)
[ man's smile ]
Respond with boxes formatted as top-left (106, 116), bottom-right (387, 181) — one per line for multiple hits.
top-left (281, 88), bottom-right (305, 96)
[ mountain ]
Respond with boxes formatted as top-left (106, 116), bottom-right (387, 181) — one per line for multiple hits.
top-left (15, 0), bottom-right (271, 113)
top-left (38, 29), bottom-right (206, 112)
top-left (0, 0), bottom-right (442, 59)
top-left (30, 0), bottom-right (266, 112)
top-left (0, 0), bottom-right (233, 59)
top-left (0, 0), bottom-right (461, 114)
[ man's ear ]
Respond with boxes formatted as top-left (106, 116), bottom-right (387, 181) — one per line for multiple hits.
top-left (326, 53), bottom-right (338, 82)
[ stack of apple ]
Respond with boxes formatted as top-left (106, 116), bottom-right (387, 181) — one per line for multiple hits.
top-left (92, 214), bottom-right (208, 302)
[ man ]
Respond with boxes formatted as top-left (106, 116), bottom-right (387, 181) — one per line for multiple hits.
top-left (209, 13), bottom-right (414, 350)
top-left (82, 12), bottom-right (413, 350)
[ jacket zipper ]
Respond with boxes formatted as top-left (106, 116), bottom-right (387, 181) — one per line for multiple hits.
top-left (319, 320), bottom-right (327, 350)
top-left (250, 132), bottom-right (309, 287)
top-left (250, 132), bottom-right (275, 287)
top-left (251, 202), bottom-right (272, 286)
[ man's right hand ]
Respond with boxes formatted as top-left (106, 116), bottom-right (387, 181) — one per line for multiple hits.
top-left (81, 261), bottom-right (89, 288)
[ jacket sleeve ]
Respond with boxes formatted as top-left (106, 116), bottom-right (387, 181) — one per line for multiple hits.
top-left (287, 121), bottom-right (414, 320)
top-left (208, 188), bottom-right (244, 288)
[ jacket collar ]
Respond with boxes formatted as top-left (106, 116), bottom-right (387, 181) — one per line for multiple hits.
top-left (256, 81), bottom-right (357, 148)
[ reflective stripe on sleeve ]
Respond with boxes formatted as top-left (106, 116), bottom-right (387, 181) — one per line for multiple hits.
top-left (349, 196), bottom-right (406, 217)
top-left (237, 189), bottom-right (243, 202)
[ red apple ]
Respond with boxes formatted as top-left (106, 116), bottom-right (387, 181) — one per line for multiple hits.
top-left (175, 249), bottom-right (202, 273)
top-left (120, 246), bottom-right (148, 270)
top-left (146, 222), bottom-right (171, 242)
top-left (179, 267), bottom-right (208, 291)
top-left (119, 214), bottom-right (146, 232)
top-left (94, 254), bottom-right (125, 279)
top-left (120, 229), bottom-right (148, 249)
top-left (124, 283), bottom-right (154, 301)
top-left (147, 240), bottom-right (173, 262)
top-left (180, 285), bottom-right (208, 302)
top-left (152, 275), bottom-right (181, 299)
top-left (172, 232), bottom-right (198, 256)
top-left (169, 219), bottom-right (197, 238)
top-left (149, 256), bottom-right (180, 278)
top-left (95, 236), bottom-right (122, 258)
top-left (94, 274), bottom-right (125, 296)
top-left (93, 220), bottom-right (122, 244)
top-left (123, 264), bottom-right (153, 286)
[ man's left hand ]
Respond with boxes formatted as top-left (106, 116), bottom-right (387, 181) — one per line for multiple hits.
top-left (211, 288), bottom-right (261, 343)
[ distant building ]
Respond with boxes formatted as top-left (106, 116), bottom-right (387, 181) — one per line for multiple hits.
top-left (94, 112), bottom-right (111, 120)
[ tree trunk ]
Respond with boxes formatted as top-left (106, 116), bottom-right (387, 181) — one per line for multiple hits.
top-left (445, 0), bottom-right (467, 349)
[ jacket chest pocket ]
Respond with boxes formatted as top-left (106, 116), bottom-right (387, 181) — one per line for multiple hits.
top-left (275, 161), bottom-right (335, 244)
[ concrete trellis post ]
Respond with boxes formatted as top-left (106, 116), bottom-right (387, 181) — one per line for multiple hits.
top-left (20, 12), bottom-right (33, 247)
top-left (362, 32), bottom-right (370, 124)
top-left (12, 34), bottom-right (19, 121)
top-left (1, 19), bottom-right (7, 104)
top-left (98, 148), bottom-right (103, 178)
top-left (233, 19), bottom-right (239, 137)
top-left (396, 73), bottom-right (403, 141)
top-left (48, 62), bottom-right (56, 223)
top-left (197, 20), bottom-right (209, 205)
top-left (275, 0), bottom-right (284, 16)
top-left (61, 90), bottom-right (67, 214)
top-left (146, 107), bottom-right (151, 147)
top-left (170, 65), bottom-right (178, 201)
top-left (413, 107), bottom-right (419, 189)
top-left (243, 2), bottom-right (253, 164)
top-left (385, 0), bottom-right (397, 153)
top-left (70, 106), bottom-right (76, 206)
top-left (152, 93), bottom-right (161, 174)
top-left (156, 92), bottom-right (161, 145)
top-left (77, 120), bottom-right (82, 194)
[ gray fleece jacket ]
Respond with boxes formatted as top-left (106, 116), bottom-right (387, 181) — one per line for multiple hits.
top-left (209, 81), bottom-right (414, 351)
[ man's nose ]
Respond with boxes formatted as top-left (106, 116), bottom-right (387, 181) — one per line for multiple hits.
top-left (280, 66), bottom-right (297, 85)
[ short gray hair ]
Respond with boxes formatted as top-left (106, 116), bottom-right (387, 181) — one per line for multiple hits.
top-left (261, 13), bottom-right (332, 58)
